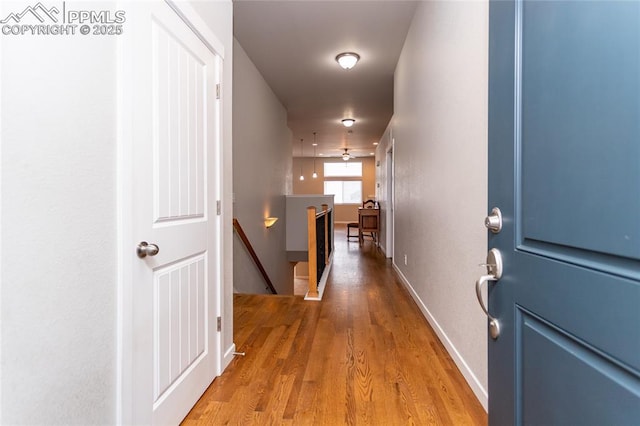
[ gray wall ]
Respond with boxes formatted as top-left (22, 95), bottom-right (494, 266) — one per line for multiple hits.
top-left (233, 39), bottom-right (294, 295)
top-left (1, 19), bottom-right (118, 424)
top-left (383, 0), bottom-right (490, 408)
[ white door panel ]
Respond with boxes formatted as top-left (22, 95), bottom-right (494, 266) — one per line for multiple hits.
top-left (124, 2), bottom-right (221, 424)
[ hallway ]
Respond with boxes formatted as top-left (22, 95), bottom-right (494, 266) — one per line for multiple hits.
top-left (182, 225), bottom-right (487, 425)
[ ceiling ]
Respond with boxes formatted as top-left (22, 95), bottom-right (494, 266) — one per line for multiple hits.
top-left (233, 0), bottom-right (418, 159)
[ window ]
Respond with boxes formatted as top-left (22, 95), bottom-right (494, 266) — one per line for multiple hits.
top-left (324, 162), bottom-right (362, 177)
top-left (324, 181), bottom-right (362, 204)
top-left (323, 162), bottom-right (362, 204)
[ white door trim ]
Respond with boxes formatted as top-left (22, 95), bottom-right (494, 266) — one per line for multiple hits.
top-left (386, 137), bottom-right (395, 260)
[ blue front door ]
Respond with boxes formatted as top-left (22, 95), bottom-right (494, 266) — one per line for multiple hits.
top-left (488, 1), bottom-right (640, 424)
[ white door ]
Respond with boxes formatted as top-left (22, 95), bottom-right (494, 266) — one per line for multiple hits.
top-left (124, 2), bottom-right (222, 424)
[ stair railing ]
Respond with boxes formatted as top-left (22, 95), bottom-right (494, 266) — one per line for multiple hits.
top-left (307, 204), bottom-right (332, 297)
top-left (232, 218), bottom-right (277, 294)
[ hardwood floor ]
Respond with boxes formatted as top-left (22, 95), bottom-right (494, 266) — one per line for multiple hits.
top-left (182, 225), bottom-right (487, 425)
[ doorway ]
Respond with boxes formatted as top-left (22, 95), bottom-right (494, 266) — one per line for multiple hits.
top-left (385, 142), bottom-right (394, 259)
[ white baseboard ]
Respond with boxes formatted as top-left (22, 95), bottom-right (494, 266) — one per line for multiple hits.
top-left (392, 263), bottom-right (488, 412)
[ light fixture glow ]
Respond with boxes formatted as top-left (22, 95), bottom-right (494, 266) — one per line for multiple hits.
top-left (336, 52), bottom-right (360, 70)
top-left (343, 153), bottom-right (350, 161)
top-left (312, 132), bottom-right (318, 179)
top-left (264, 217), bottom-right (278, 228)
top-left (373, 142), bottom-right (379, 146)
top-left (341, 118), bottom-right (355, 128)
top-left (299, 139), bottom-right (305, 181)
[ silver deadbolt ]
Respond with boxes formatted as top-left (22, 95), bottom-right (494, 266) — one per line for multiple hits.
top-left (484, 207), bottom-right (502, 233)
top-left (137, 241), bottom-right (159, 258)
top-left (476, 248), bottom-right (502, 339)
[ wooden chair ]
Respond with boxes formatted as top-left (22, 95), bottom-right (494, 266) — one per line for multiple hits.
top-left (347, 200), bottom-right (375, 240)
top-left (347, 200), bottom-right (376, 241)
top-left (362, 199), bottom-right (375, 209)
top-left (359, 200), bottom-right (378, 244)
top-left (347, 221), bottom-right (359, 240)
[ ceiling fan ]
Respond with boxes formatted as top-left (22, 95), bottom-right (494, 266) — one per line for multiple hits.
top-left (342, 148), bottom-right (356, 161)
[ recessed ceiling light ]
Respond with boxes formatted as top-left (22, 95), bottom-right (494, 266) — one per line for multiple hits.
top-left (336, 52), bottom-right (360, 70)
top-left (319, 153), bottom-right (324, 156)
top-left (341, 118), bottom-right (355, 128)
top-left (373, 142), bottom-right (379, 146)
top-left (370, 152), bottom-right (375, 155)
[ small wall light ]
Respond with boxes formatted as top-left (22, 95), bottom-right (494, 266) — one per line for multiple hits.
top-left (264, 217), bottom-right (278, 228)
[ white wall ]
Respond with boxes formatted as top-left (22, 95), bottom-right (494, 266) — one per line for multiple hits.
top-left (1, 1), bottom-right (234, 423)
top-left (232, 39), bottom-right (293, 295)
top-left (1, 11), bottom-right (118, 424)
top-left (388, 0), bottom-right (489, 409)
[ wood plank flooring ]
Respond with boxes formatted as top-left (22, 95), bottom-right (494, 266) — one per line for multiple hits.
top-left (182, 225), bottom-right (487, 425)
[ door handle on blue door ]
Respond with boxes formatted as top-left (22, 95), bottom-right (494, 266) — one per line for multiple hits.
top-left (485, 207), bottom-right (502, 233)
top-left (476, 248), bottom-right (502, 339)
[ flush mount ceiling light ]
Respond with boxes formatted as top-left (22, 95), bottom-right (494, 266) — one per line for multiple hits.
top-left (341, 118), bottom-right (355, 128)
top-left (336, 52), bottom-right (360, 70)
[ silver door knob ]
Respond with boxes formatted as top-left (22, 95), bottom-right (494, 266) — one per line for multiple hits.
top-left (476, 248), bottom-right (502, 339)
top-left (137, 241), bottom-right (159, 258)
top-left (484, 207), bottom-right (502, 233)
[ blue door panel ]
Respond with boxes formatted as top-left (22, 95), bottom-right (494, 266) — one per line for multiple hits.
top-left (520, 0), bottom-right (640, 260)
top-left (488, 0), bottom-right (640, 424)
top-left (519, 310), bottom-right (640, 425)
top-left (515, 253), bottom-right (640, 371)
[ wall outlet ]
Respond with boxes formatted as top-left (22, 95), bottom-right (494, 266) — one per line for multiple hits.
top-left (404, 254), bottom-right (408, 266)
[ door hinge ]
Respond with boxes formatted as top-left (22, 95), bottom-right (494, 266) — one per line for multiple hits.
top-left (216, 200), bottom-right (221, 215)
top-left (217, 316), bottom-right (221, 332)
top-left (216, 83), bottom-right (220, 99)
